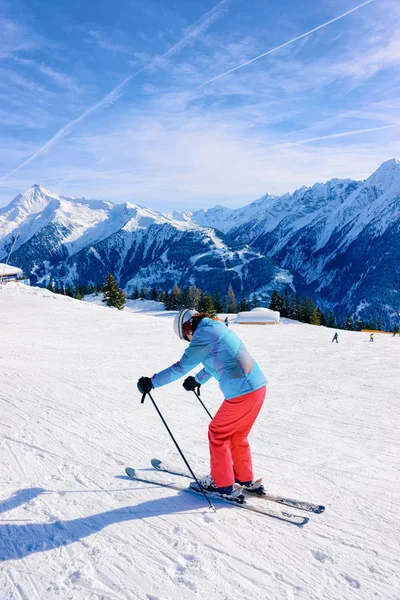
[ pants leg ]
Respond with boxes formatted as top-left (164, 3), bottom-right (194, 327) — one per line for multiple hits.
top-left (231, 391), bottom-right (265, 483)
top-left (208, 386), bottom-right (266, 488)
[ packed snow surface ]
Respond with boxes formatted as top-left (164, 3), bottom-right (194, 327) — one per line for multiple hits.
top-left (0, 284), bottom-right (399, 600)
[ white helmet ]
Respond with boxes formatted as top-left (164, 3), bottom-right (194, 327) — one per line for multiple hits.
top-left (173, 308), bottom-right (197, 340)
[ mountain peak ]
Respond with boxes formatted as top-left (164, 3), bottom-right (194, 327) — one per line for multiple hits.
top-left (7, 184), bottom-right (60, 217)
top-left (365, 158), bottom-right (400, 193)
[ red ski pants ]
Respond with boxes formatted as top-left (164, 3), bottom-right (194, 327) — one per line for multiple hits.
top-left (208, 386), bottom-right (266, 488)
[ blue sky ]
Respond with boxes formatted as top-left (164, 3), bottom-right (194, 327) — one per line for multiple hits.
top-left (0, 0), bottom-right (399, 210)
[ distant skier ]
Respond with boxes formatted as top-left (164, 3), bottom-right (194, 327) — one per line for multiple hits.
top-left (332, 332), bottom-right (338, 343)
top-left (370, 333), bottom-right (374, 342)
top-left (137, 309), bottom-right (267, 499)
top-left (224, 316), bottom-right (229, 327)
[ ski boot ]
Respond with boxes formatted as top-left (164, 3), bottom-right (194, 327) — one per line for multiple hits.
top-left (235, 478), bottom-right (266, 496)
top-left (191, 475), bottom-right (246, 503)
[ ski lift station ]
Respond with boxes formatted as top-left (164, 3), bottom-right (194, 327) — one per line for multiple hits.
top-left (235, 307), bottom-right (280, 325)
top-left (0, 263), bottom-right (24, 283)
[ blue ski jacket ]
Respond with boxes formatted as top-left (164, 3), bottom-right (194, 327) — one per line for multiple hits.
top-left (151, 318), bottom-right (267, 400)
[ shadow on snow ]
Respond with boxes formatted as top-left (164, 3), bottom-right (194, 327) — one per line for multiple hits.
top-left (0, 488), bottom-right (46, 516)
top-left (0, 485), bottom-right (206, 562)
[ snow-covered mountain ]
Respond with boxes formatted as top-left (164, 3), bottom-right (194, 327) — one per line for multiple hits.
top-left (1, 159), bottom-right (399, 324)
top-left (189, 159), bottom-right (400, 324)
top-left (0, 184), bottom-right (287, 298)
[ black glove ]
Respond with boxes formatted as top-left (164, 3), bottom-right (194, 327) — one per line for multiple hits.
top-left (183, 376), bottom-right (201, 395)
top-left (137, 376), bottom-right (154, 395)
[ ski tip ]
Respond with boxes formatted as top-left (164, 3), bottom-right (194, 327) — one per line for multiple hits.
top-left (125, 467), bottom-right (136, 479)
top-left (151, 458), bottom-right (163, 470)
top-left (315, 505), bottom-right (325, 514)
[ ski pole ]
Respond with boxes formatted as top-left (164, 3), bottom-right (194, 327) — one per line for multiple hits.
top-left (192, 389), bottom-right (213, 420)
top-left (143, 391), bottom-right (215, 512)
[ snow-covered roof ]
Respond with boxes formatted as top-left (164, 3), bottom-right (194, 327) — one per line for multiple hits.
top-left (0, 263), bottom-right (23, 276)
top-left (236, 307), bottom-right (280, 324)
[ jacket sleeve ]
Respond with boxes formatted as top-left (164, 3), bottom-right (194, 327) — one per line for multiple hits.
top-left (194, 367), bottom-right (212, 385)
top-left (152, 329), bottom-right (211, 388)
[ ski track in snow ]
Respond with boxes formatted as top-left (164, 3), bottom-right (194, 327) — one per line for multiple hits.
top-left (0, 284), bottom-right (399, 599)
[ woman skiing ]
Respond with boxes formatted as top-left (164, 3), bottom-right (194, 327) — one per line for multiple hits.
top-left (138, 309), bottom-right (267, 499)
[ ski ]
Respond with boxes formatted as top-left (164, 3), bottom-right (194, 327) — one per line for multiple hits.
top-left (125, 467), bottom-right (309, 526)
top-left (150, 458), bottom-right (325, 515)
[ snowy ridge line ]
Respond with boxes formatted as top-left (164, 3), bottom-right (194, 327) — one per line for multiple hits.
top-left (150, 458), bottom-right (325, 514)
top-left (124, 467), bottom-right (309, 526)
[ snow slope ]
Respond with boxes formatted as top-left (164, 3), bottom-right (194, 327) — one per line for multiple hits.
top-left (0, 284), bottom-right (399, 600)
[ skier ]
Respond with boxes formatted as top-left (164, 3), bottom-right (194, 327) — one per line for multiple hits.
top-left (332, 332), bottom-right (338, 343)
top-left (224, 316), bottom-right (229, 327)
top-left (137, 308), bottom-right (267, 499)
top-left (370, 333), bottom-right (374, 342)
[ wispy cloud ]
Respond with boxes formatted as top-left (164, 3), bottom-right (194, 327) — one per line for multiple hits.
top-left (200, 0), bottom-right (375, 86)
top-left (2, 0), bottom-right (399, 210)
top-left (86, 30), bottom-right (133, 54)
top-left (0, 17), bottom-right (39, 59)
top-left (11, 57), bottom-right (81, 93)
top-left (0, 0), bottom-right (231, 181)
top-left (0, 75), bottom-right (132, 182)
top-left (275, 124), bottom-right (400, 148)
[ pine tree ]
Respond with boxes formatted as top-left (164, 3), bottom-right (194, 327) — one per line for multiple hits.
top-left (269, 290), bottom-right (282, 312)
top-left (289, 293), bottom-right (300, 320)
top-left (181, 287), bottom-right (190, 308)
top-left (352, 313), bottom-right (361, 331)
top-left (188, 285), bottom-right (201, 309)
top-left (102, 273), bottom-right (126, 310)
top-left (282, 290), bottom-right (291, 318)
top-left (327, 310), bottom-right (335, 328)
top-left (318, 308), bottom-right (326, 327)
top-left (198, 292), bottom-right (215, 314)
top-left (250, 294), bottom-right (259, 309)
top-left (310, 307), bottom-right (321, 325)
top-left (226, 285), bottom-right (237, 313)
top-left (301, 297), bottom-right (315, 323)
top-left (343, 314), bottom-right (353, 330)
top-left (74, 284), bottom-right (84, 300)
top-left (238, 291), bottom-right (249, 312)
top-left (213, 289), bottom-right (223, 313)
top-left (132, 286), bottom-right (140, 300)
top-left (164, 291), bottom-right (171, 310)
top-left (170, 285), bottom-right (182, 310)
top-left (150, 287), bottom-right (159, 301)
top-left (65, 283), bottom-right (74, 298)
top-left (140, 286), bottom-right (148, 300)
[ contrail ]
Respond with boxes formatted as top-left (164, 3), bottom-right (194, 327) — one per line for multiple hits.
top-left (0, 76), bottom-right (132, 182)
top-left (151, 0), bottom-right (230, 66)
top-left (277, 124), bottom-right (399, 148)
top-left (200, 0), bottom-right (375, 87)
top-left (1, 0), bottom-right (231, 182)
